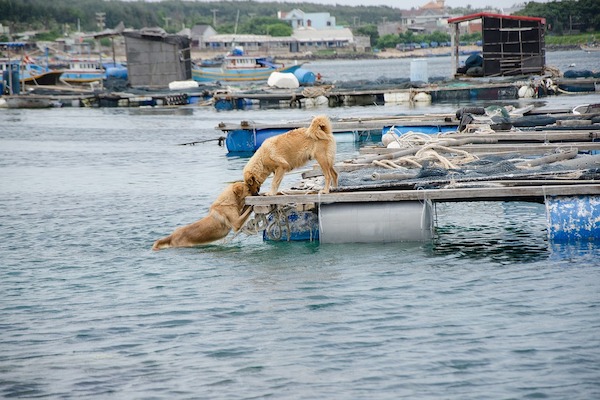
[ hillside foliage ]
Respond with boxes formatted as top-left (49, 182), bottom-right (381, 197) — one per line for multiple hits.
top-left (1, 0), bottom-right (597, 46)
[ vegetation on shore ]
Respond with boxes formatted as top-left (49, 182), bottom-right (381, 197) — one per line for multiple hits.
top-left (516, 0), bottom-right (599, 36)
top-left (545, 32), bottom-right (598, 46)
top-left (0, 0), bottom-right (597, 50)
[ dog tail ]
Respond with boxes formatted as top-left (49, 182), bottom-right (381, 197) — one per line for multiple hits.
top-left (308, 115), bottom-right (333, 140)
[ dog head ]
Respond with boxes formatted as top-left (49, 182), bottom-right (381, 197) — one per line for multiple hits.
top-left (243, 173), bottom-right (262, 195)
top-left (308, 115), bottom-right (333, 140)
top-left (232, 181), bottom-right (252, 199)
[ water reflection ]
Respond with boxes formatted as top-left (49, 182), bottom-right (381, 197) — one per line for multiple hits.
top-left (428, 201), bottom-right (551, 263)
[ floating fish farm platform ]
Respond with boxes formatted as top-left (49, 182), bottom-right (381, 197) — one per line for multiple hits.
top-left (240, 129), bottom-right (600, 243)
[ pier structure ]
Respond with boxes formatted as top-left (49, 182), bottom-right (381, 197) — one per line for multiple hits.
top-left (2, 74), bottom-right (597, 109)
top-left (241, 131), bottom-right (600, 244)
top-left (244, 185), bottom-right (600, 243)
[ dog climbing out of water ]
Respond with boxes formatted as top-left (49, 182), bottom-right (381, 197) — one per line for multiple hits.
top-left (242, 114), bottom-right (338, 196)
top-left (152, 182), bottom-right (253, 250)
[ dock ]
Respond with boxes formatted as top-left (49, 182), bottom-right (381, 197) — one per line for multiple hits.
top-left (239, 129), bottom-right (600, 243)
top-left (212, 77), bottom-right (599, 110)
top-left (246, 184), bottom-right (600, 206)
top-left (1, 74), bottom-right (597, 110)
top-left (212, 81), bottom-right (523, 109)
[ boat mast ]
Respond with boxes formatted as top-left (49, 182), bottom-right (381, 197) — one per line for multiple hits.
top-left (232, 10), bottom-right (240, 52)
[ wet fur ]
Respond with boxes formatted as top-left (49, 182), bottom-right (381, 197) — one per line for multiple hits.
top-left (243, 115), bottom-right (338, 195)
top-left (152, 182), bottom-right (252, 250)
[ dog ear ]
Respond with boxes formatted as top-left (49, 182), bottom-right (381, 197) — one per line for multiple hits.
top-left (233, 183), bottom-right (244, 197)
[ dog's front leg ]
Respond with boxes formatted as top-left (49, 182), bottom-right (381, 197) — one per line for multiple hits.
top-left (231, 205), bottom-right (253, 231)
top-left (268, 168), bottom-right (286, 195)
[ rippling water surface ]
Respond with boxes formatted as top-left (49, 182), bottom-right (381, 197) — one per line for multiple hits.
top-left (1, 55), bottom-right (600, 399)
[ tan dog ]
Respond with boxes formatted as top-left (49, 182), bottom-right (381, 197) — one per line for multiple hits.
top-left (152, 182), bottom-right (253, 250)
top-left (243, 115), bottom-right (338, 195)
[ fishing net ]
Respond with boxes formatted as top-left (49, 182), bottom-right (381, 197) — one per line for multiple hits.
top-left (324, 151), bottom-right (600, 193)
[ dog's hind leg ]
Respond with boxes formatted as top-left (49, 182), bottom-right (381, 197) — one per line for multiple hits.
top-left (152, 235), bottom-right (172, 250)
top-left (316, 156), bottom-right (338, 193)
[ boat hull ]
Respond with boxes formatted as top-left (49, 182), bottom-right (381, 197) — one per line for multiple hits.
top-left (60, 71), bottom-right (104, 84)
top-left (193, 64), bottom-right (301, 83)
top-left (20, 70), bottom-right (64, 86)
top-left (61, 67), bottom-right (128, 84)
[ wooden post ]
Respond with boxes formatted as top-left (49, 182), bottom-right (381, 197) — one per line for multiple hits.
top-left (451, 22), bottom-right (460, 78)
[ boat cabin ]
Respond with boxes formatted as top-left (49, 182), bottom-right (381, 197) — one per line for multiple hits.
top-left (448, 13), bottom-right (546, 77)
top-left (224, 56), bottom-right (263, 69)
top-left (68, 60), bottom-right (102, 72)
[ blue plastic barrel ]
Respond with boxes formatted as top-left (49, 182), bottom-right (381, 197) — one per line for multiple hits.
top-left (106, 67), bottom-right (128, 79)
top-left (4, 67), bottom-right (20, 94)
top-left (294, 68), bottom-right (316, 85)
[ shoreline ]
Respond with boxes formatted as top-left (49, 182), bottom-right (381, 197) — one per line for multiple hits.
top-left (194, 44), bottom-right (583, 63)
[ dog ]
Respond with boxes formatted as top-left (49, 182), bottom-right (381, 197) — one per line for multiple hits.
top-left (243, 115), bottom-right (338, 196)
top-left (152, 182), bottom-right (253, 250)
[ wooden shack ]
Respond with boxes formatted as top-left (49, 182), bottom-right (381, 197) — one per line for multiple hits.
top-left (448, 13), bottom-right (546, 77)
top-left (123, 29), bottom-right (191, 88)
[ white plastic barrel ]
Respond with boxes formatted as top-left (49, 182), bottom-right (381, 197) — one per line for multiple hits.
top-left (410, 59), bottom-right (428, 83)
top-left (319, 201), bottom-right (433, 243)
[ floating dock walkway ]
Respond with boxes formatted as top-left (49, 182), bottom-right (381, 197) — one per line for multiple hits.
top-left (240, 129), bottom-right (600, 243)
top-left (245, 184), bottom-right (600, 244)
top-left (2, 75), bottom-right (597, 109)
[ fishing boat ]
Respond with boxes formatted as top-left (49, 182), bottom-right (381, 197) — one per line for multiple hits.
top-left (1, 58), bottom-right (64, 92)
top-left (60, 59), bottom-right (127, 84)
top-left (1, 42), bottom-right (64, 92)
top-left (192, 50), bottom-right (302, 83)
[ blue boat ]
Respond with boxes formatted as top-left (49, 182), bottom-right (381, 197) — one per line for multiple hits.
top-left (1, 43), bottom-right (64, 91)
top-left (1, 58), bottom-right (64, 91)
top-left (216, 116), bottom-right (459, 154)
top-left (60, 59), bottom-right (127, 84)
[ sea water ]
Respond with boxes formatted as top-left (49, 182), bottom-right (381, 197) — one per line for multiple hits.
top-left (1, 54), bottom-right (599, 399)
top-left (308, 49), bottom-right (600, 81)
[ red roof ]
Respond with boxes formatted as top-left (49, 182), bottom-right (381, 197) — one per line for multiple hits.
top-left (448, 12), bottom-right (545, 25)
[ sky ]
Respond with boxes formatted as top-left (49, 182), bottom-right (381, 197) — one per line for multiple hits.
top-left (248, 1), bottom-right (550, 10)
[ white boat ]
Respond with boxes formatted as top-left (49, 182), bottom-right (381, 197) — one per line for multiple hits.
top-left (192, 48), bottom-right (301, 83)
top-left (60, 59), bottom-right (127, 84)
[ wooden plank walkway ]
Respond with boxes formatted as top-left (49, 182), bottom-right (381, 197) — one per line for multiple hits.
top-left (245, 184), bottom-right (600, 206)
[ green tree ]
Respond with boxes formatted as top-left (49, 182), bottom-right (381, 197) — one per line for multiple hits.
top-left (576, 0), bottom-right (600, 31)
top-left (239, 16), bottom-right (292, 36)
top-left (398, 30), bottom-right (415, 44)
top-left (428, 31), bottom-right (450, 43)
top-left (34, 30), bottom-right (61, 41)
top-left (375, 33), bottom-right (400, 49)
top-left (517, 0), bottom-right (599, 34)
top-left (266, 23), bottom-right (292, 37)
